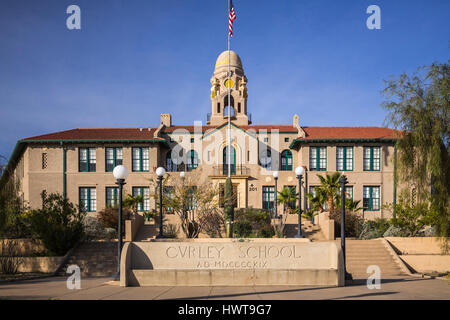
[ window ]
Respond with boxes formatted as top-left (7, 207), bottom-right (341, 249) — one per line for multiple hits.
top-left (187, 186), bottom-right (197, 211)
top-left (105, 147), bottom-right (123, 172)
top-left (281, 150), bottom-right (293, 171)
top-left (284, 137), bottom-right (289, 142)
top-left (132, 147), bottom-right (149, 172)
top-left (363, 186), bottom-right (380, 211)
top-left (79, 187), bottom-right (96, 212)
top-left (310, 147), bottom-right (326, 171)
top-left (217, 103), bottom-right (220, 113)
top-left (363, 147), bottom-right (381, 171)
top-left (132, 187), bottom-right (150, 211)
top-left (79, 148), bottom-right (96, 172)
top-left (262, 186), bottom-right (275, 211)
top-left (187, 150), bottom-right (199, 171)
top-left (166, 151), bottom-right (178, 172)
top-left (264, 137), bottom-right (268, 142)
top-left (190, 137), bottom-right (194, 143)
top-left (345, 186), bottom-right (353, 200)
top-left (260, 148), bottom-right (272, 170)
top-left (106, 187), bottom-right (119, 207)
top-left (219, 183), bottom-right (238, 208)
top-left (336, 147), bottom-right (353, 171)
top-left (42, 153), bottom-right (47, 169)
top-left (238, 103), bottom-right (241, 113)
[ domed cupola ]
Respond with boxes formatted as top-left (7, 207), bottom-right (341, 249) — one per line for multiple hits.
top-left (208, 50), bottom-right (250, 126)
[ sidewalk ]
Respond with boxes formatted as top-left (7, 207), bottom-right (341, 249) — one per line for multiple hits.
top-left (0, 275), bottom-right (449, 300)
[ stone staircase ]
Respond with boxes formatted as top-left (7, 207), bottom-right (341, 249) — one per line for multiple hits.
top-left (283, 213), bottom-right (326, 240)
top-left (59, 241), bottom-right (118, 277)
top-left (344, 239), bottom-right (405, 279)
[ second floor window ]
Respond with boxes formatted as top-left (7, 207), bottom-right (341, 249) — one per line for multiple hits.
top-left (336, 147), bottom-right (353, 171)
top-left (132, 147), bottom-right (149, 172)
top-left (363, 147), bottom-right (381, 171)
top-left (187, 150), bottom-right (199, 171)
top-left (105, 147), bottom-right (123, 172)
top-left (79, 148), bottom-right (96, 172)
top-left (281, 150), bottom-right (293, 171)
top-left (310, 147), bottom-right (326, 171)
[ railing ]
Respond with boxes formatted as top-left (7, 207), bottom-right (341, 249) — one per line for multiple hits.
top-left (211, 165), bottom-right (250, 176)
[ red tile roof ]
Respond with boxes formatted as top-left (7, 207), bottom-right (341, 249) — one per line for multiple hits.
top-left (21, 125), bottom-right (400, 141)
top-left (302, 127), bottom-right (400, 140)
top-left (22, 128), bottom-right (163, 141)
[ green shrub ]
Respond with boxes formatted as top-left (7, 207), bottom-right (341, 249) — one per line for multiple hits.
top-left (359, 218), bottom-right (391, 239)
top-left (28, 192), bottom-right (86, 256)
top-left (97, 207), bottom-right (130, 231)
top-left (330, 210), bottom-right (364, 238)
top-left (163, 224), bottom-right (179, 238)
top-left (234, 221), bottom-right (252, 238)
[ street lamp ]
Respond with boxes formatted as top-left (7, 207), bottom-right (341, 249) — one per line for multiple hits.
top-left (180, 171), bottom-right (187, 221)
top-left (339, 173), bottom-right (352, 281)
top-left (112, 165), bottom-right (128, 280)
top-left (272, 171), bottom-right (279, 218)
top-left (295, 166), bottom-right (304, 238)
top-left (156, 167), bottom-right (166, 238)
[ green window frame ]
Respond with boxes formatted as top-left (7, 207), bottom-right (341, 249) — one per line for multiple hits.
top-left (310, 147), bottom-right (327, 171)
top-left (363, 186), bottom-right (380, 211)
top-left (187, 150), bottom-right (199, 171)
top-left (132, 147), bottom-right (149, 172)
top-left (105, 147), bottom-right (123, 172)
top-left (336, 147), bottom-right (353, 171)
top-left (106, 187), bottom-right (119, 207)
top-left (262, 186), bottom-right (275, 211)
top-left (79, 148), bottom-right (96, 172)
top-left (363, 147), bottom-right (381, 171)
top-left (132, 187), bottom-right (150, 211)
top-left (79, 187), bottom-right (96, 212)
top-left (280, 150), bottom-right (293, 171)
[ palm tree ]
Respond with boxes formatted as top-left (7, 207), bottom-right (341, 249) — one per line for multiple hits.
top-left (277, 186), bottom-right (298, 214)
top-left (306, 189), bottom-right (327, 213)
top-left (316, 172), bottom-right (341, 213)
top-left (123, 194), bottom-right (143, 217)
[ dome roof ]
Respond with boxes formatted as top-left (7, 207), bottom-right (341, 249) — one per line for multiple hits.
top-left (214, 50), bottom-right (243, 74)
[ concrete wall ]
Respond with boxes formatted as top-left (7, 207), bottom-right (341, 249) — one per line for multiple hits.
top-left (120, 239), bottom-right (344, 286)
top-left (385, 237), bottom-right (450, 274)
top-left (0, 256), bottom-right (64, 273)
top-left (0, 239), bottom-right (45, 256)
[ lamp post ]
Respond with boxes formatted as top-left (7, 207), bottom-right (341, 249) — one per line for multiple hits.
top-left (339, 173), bottom-right (352, 281)
top-left (156, 167), bottom-right (166, 238)
top-left (180, 171), bottom-right (187, 220)
top-left (112, 165), bottom-right (128, 280)
top-left (273, 171), bottom-right (279, 218)
top-left (295, 166), bottom-right (304, 238)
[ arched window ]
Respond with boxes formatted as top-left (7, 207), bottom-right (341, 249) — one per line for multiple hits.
top-left (223, 146), bottom-right (236, 175)
top-left (224, 95), bottom-right (235, 116)
top-left (187, 150), bottom-right (199, 171)
top-left (281, 150), bottom-right (293, 171)
top-left (260, 149), bottom-right (272, 170)
top-left (166, 151), bottom-right (177, 172)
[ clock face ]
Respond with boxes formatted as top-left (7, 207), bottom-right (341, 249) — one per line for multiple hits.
top-left (224, 79), bottom-right (234, 88)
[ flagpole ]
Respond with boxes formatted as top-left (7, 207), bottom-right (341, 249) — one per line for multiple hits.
top-left (227, 0), bottom-right (231, 178)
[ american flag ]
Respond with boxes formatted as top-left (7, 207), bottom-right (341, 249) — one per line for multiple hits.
top-left (229, 0), bottom-right (236, 37)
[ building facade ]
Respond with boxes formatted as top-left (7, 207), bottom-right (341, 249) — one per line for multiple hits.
top-left (3, 51), bottom-right (399, 220)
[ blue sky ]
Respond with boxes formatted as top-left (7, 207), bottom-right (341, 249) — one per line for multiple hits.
top-left (0, 0), bottom-right (449, 160)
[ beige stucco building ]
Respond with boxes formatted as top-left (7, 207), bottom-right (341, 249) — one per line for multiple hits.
top-left (2, 51), bottom-right (399, 220)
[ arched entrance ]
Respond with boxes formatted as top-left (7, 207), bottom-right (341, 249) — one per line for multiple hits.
top-left (223, 145), bottom-right (236, 175)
